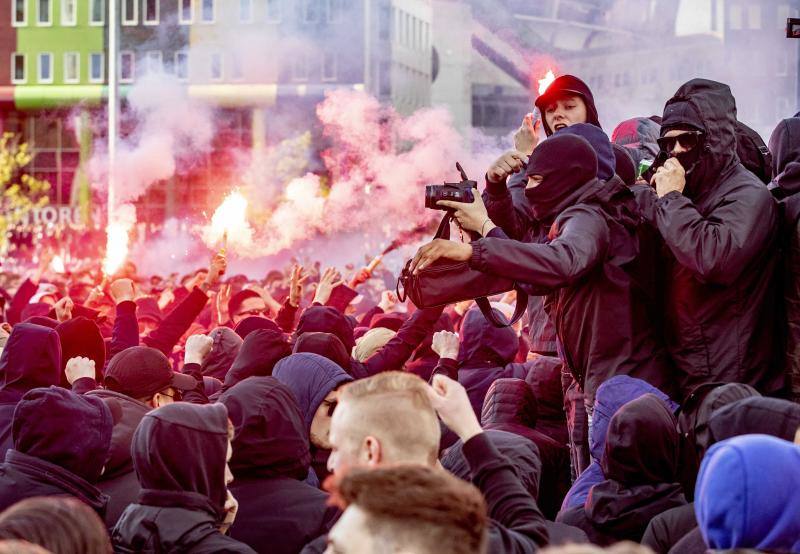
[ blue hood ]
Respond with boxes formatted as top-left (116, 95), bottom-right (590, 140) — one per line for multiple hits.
top-left (696, 434), bottom-right (800, 553)
top-left (458, 308), bottom-right (517, 367)
top-left (590, 375), bottom-right (678, 462)
top-left (272, 353), bottom-right (353, 431)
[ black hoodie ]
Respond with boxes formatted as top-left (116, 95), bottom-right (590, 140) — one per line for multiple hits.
top-left (0, 323), bottom-right (61, 458)
top-left (222, 329), bottom-right (291, 389)
top-left (769, 117), bottom-right (800, 402)
top-left (220, 377), bottom-right (337, 554)
top-left (534, 75), bottom-right (602, 136)
top-left (480, 378), bottom-right (571, 520)
top-left (557, 394), bottom-right (686, 545)
top-left (470, 136), bottom-right (676, 405)
top-left (653, 79), bottom-right (781, 398)
top-left (0, 386), bottom-right (112, 516)
top-left (112, 402), bottom-right (255, 554)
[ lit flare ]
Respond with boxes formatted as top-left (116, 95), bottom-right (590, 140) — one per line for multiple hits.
top-left (537, 69), bottom-right (556, 95)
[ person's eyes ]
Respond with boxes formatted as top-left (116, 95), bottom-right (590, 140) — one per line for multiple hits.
top-left (564, 104), bottom-right (576, 110)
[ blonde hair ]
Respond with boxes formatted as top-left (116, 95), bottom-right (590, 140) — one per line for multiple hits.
top-left (338, 372), bottom-right (440, 465)
top-left (352, 328), bottom-right (396, 362)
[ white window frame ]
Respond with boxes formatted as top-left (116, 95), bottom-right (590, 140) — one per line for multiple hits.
top-left (63, 51), bottom-right (80, 83)
top-left (61, 0), bottom-right (77, 25)
top-left (266, 0), bottom-right (281, 22)
top-left (145, 50), bottom-right (162, 73)
top-left (120, 51), bottom-right (135, 83)
top-left (179, 0), bottom-right (192, 24)
top-left (89, 0), bottom-right (104, 25)
top-left (122, 0), bottom-right (137, 25)
top-left (12, 0), bottom-right (27, 27)
top-left (322, 50), bottom-right (337, 81)
top-left (144, 0), bottom-right (159, 25)
top-left (38, 52), bottom-right (53, 84)
top-left (239, 0), bottom-right (253, 23)
top-left (174, 51), bottom-right (189, 81)
top-left (37, 0), bottom-right (52, 26)
top-left (89, 52), bottom-right (104, 83)
top-left (11, 53), bottom-right (26, 84)
top-left (200, 0), bottom-right (214, 23)
top-left (210, 52), bottom-right (223, 80)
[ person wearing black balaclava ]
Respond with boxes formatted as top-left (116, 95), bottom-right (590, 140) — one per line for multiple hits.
top-left (646, 79), bottom-right (782, 400)
top-left (411, 133), bottom-right (676, 421)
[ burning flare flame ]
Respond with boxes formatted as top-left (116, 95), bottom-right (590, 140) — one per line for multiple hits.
top-left (103, 222), bottom-right (130, 276)
top-left (538, 69), bottom-right (556, 95)
top-left (51, 255), bottom-right (65, 274)
top-left (205, 190), bottom-right (254, 253)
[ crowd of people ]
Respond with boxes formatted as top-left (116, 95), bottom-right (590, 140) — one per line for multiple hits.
top-left (0, 75), bottom-right (798, 554)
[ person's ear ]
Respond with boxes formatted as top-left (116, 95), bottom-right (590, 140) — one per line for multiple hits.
top-left (794, 426), bottom-right (800, 446)
top-left (364, 436), bottom-right (382, 467)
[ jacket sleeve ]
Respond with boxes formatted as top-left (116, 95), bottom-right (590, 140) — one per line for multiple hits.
top-left (358, 305), bottom-right (384, 327)
top-left (483, 174), bottom-right (529, 240)
top-left (107, 301), bottom-right (139, 370)
top-left (7, 278), bottom-right (38, 325)
top-left (360, 305), bottom-right (445, 377)
top-left (142, 287), bottom-right (209, 356)
top-left (430, 357), bottom-right (459, 381)
top-left (275, 299), bottom-right (300, 333)
top-left (71, 377), bottom-right (99, 395)
top-left (470, 206), bottom-right (610, 290)
top-left (181, 362), bottom-right (209, 405)
top-left (462, 432), bottom-right (549, 550)
top-left (654, 186), bottom-right (777, 286)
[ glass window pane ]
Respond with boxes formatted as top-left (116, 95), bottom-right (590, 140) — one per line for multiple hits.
top-left (64, 53), bottom-right (79, 82)
top-left (15, 0), bottom-right (26, 23)
top-left (121, 53), bottom-right (134, 81)
top-left (145, 0), bottom-right (158, 21)
top-left (202, 0), bottom-right (213, 21)
top-left (181, 0), bottom-right (192, 21)
top-left (90, 53), bottom-right (103, 80)
top-left (13, 55), bottom-right (25, 81)
top-left (39, 0), bottom-right (51, 23)
top-left (39, 54), bottom-right (51, 81)
top-left (91, 0), bottom-right (103, 22)
top-left (240, 0), bottom-right (252, 21)
top-left (176, 52), bottom-right (188, 79)
top-left (211, 53), bottom-right (222, 79)
top-left (124, 0), bottom-right (135, 21)
top-left (266, 0), bottom-right (280, 21)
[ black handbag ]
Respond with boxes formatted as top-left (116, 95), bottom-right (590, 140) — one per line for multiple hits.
top-left (396, 212), bottom-right (528, 327)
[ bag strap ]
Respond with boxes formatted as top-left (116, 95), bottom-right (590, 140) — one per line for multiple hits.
top-left (474, 284), bottom-right (529, 328)
top-left (434, 212), bottom-right (452, 240)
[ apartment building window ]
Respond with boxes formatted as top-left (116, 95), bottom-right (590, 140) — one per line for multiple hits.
top-left (210, 52), bottom-right (223, 80)
top-left (89, 52), bottom-right (104, 82)
top-left (201, 0), bottom-right (214, 22)
top-left (90, 0), bottom-right (103, 24)
top-left (179, 0), bottom-right (192, 23)
top-left (239, 0), bottom-right (252, 22)
top-left (322, 51), bottom-right (337, 81)
top-left (231, 54), bottom-right (243, 80)
top-left (146, 51), bottom-right (162, 73)
top-left (120, 52), bottom-right (135, 82)
top-left (11, 53), bottom-right (26, 84)
top-left (303, 0), bottom-right (319, 23)
top-left (266, 0), bottom-right (280, 21)
top-left (122, 0), bottom-right (137, 24)
top-left (38, 53), bottom-right (53, 83)
top-left (13, 0), bottom-right (27, 26)
top-left (61, 0), bottom-right (76, 25)
top-left (779, 5), bottom-right (791, 30)
top-left (144, 0), bottom-right (159, 24)
top-left (175, 51), bottom-right (188, 80)
top-left (778, 48), bottom-right (790, 76)
top-left (729, 4), bottom-right (742, 30)
top-left (64, 52), bottom-right (79, 83)
top-left (747, 4), bottom-right (761, 29)
top-left (292, 53), bottom-right (308, 81)
top-left (327, 0), bottom-right (342, 22)
top-left (37, 0), bottom-right (52, 25)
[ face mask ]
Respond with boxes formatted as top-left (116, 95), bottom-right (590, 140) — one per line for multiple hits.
top-left (673, 146), bottom-right (702, 175)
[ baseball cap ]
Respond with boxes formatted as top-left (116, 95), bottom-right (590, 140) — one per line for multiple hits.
top-left (105, 346), bottom-right (197, 400)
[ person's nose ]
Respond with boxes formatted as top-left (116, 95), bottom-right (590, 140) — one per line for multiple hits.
top-left (672, 143), bottom-right (689, 155)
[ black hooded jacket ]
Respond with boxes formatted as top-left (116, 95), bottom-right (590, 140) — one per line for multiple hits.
top-left (0, 323), bottom-right (61, 458)
top-left (651, 79), bottom-right (781, 398)
top-left (642, 395), bottom-right (800, 554)
top-left (480, 378), bottom-right (571, 520)
top-left (557, 395), bottom-right (686, 545)
top-left (222, 329), bottom-right (291, 389)
top-left (471, 136), bottom-right (675, 404)
top-left (769, 117), bottom-right (800, 402)
top-left (441, 430), bottom-right (584, 549)
top-left (86, 389), bottom-right (150, 528)
top-left (219, 377), bottom-right (337, 554)
top-left (112, 403), bottom-right (255, 554)
top-left (0, 387), bottom-right (112, 517)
